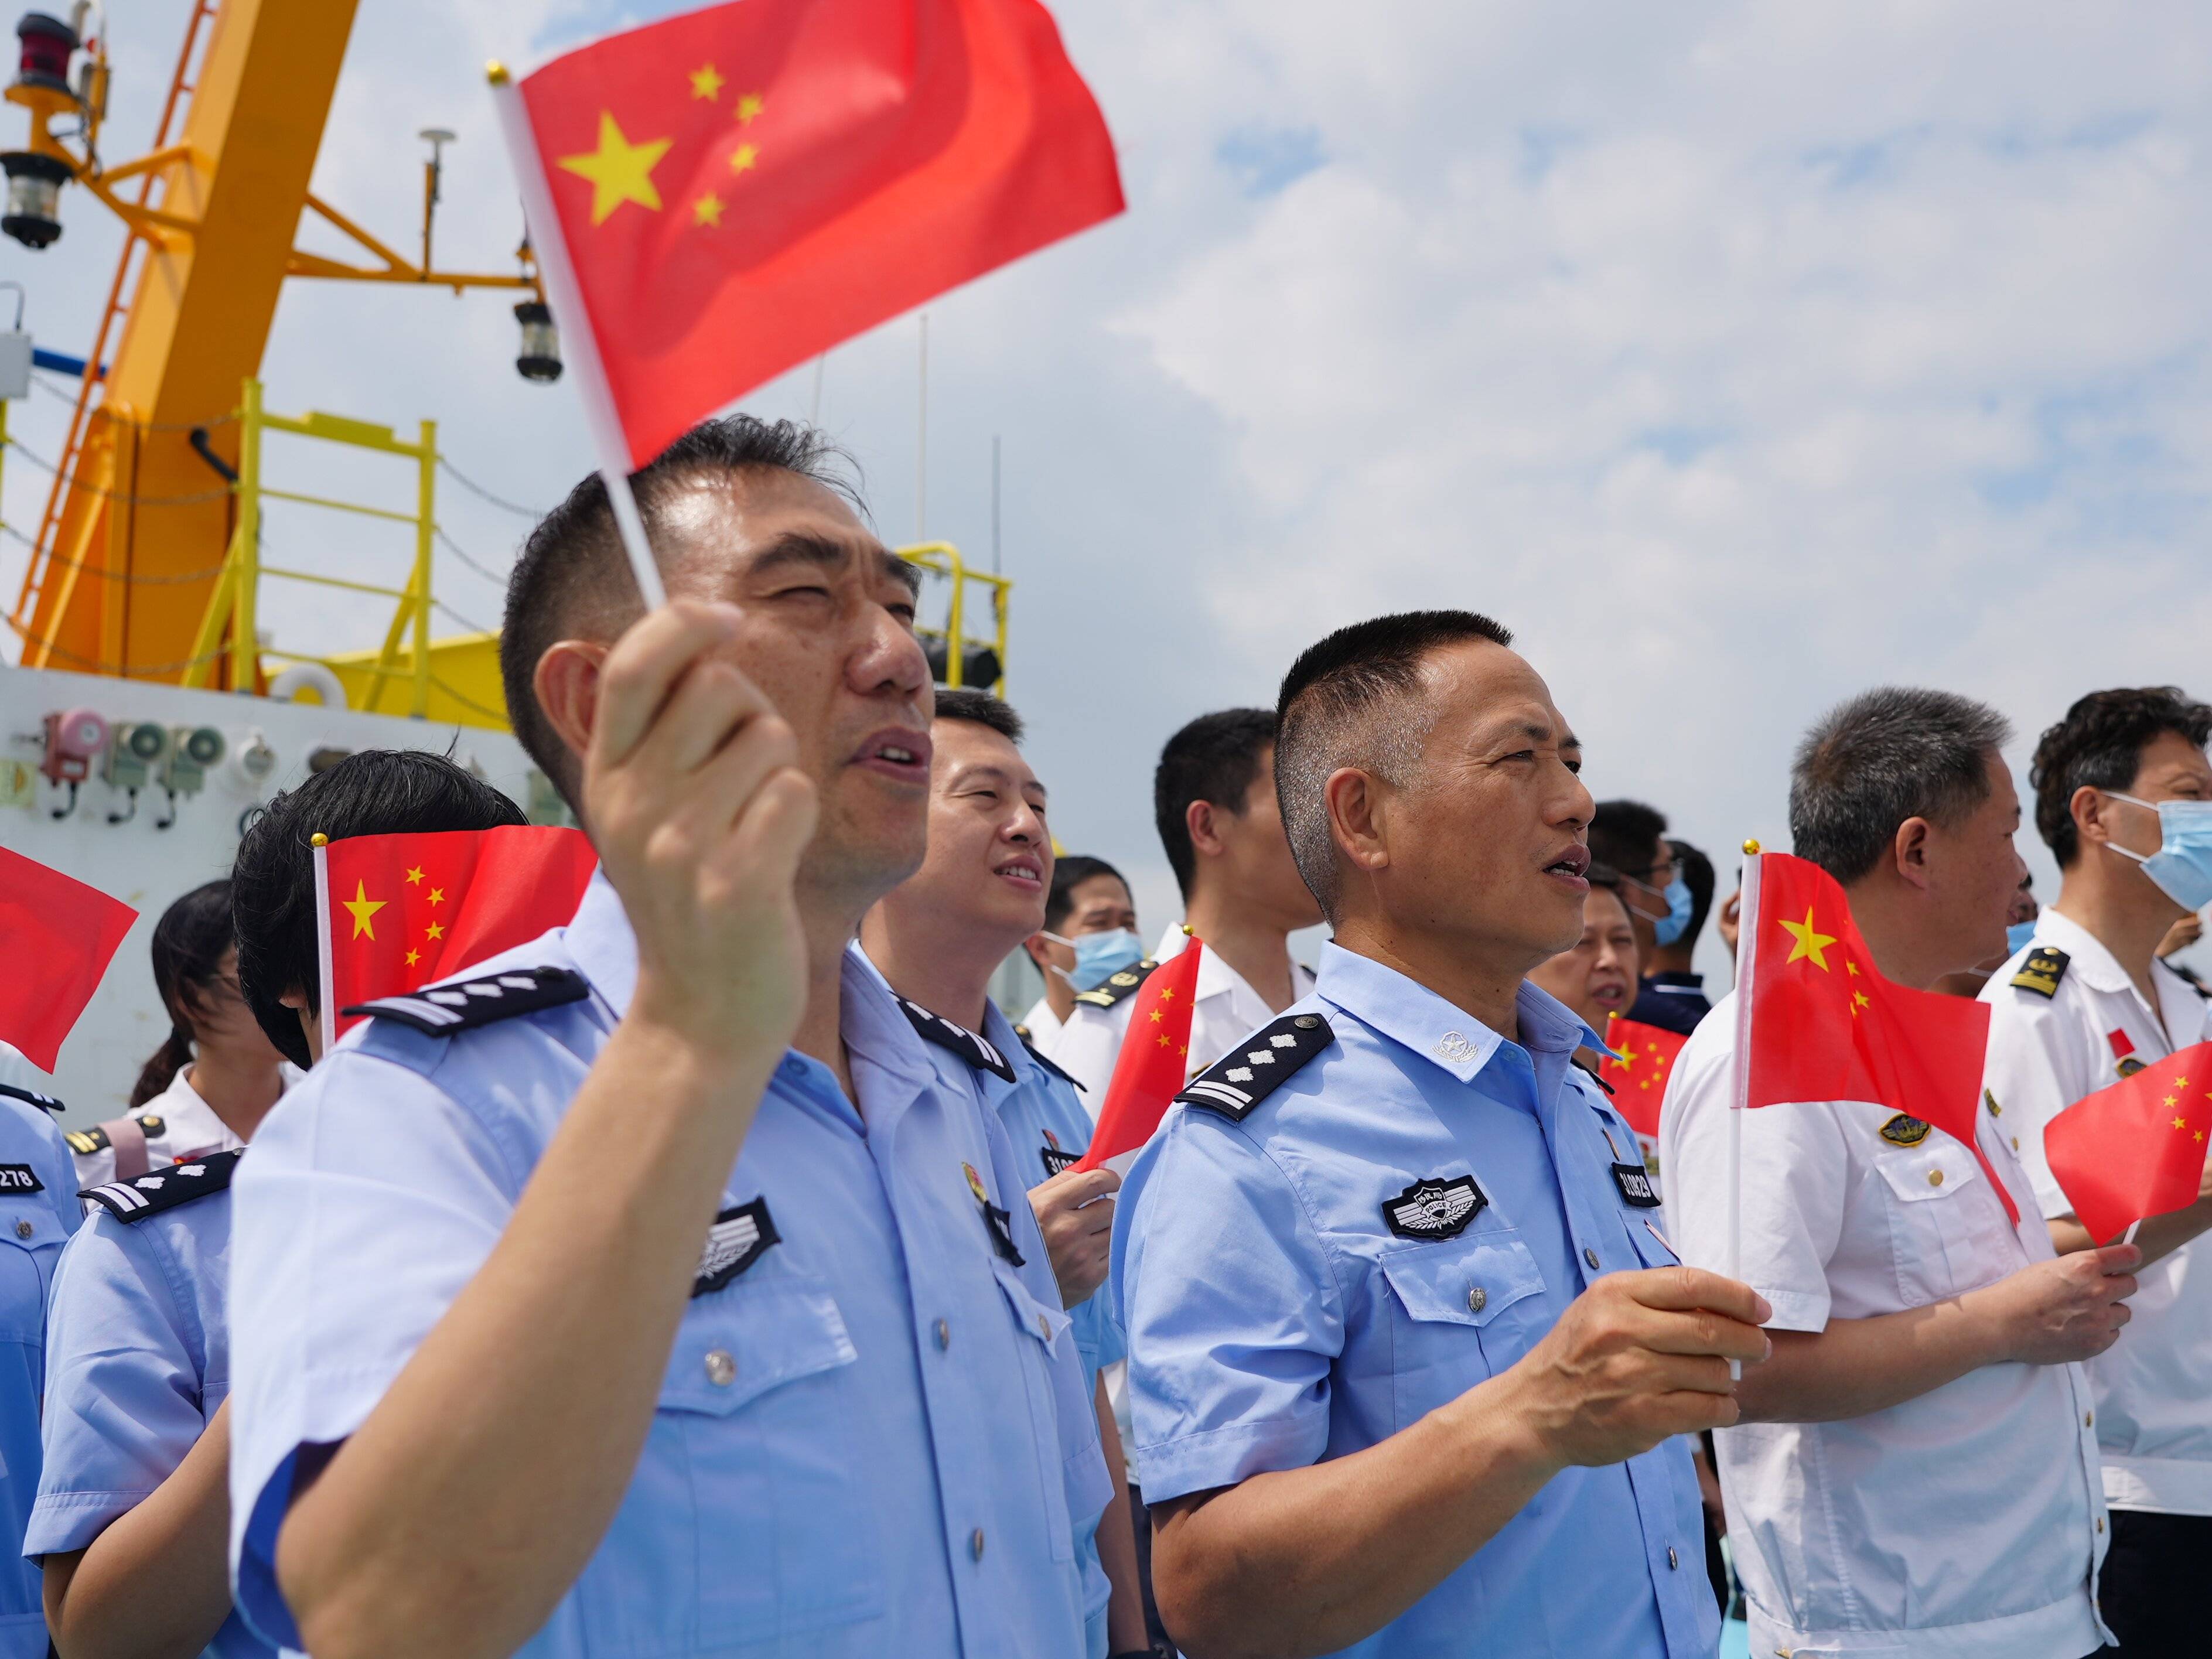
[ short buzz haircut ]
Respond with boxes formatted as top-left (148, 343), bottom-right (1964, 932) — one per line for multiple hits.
top-left (231, 750), bottom-right (528, 1067)
top-left (1275, 609), bottom-right (1515, 919)
top-left (1153, 709), bottom-right (1278, 899)
top-left (1044, 855), bottom-right (1129, 933)
top-left (1788, 687), bottom-right (2012, 885)
top-left (1589, 800), bottom-right (1668, 880)
top-left (2030, 687), bottom-right (2212, 868)
top-left (934, 687), bottom-right (1023, 744)
top-left (500, 415), bottom-right (891, 810)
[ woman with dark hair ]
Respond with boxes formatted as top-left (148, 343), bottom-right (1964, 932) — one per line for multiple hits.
top-left (64, 881), bottom-right (293, 1191)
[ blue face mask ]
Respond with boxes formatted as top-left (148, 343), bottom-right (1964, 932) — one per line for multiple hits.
top-left (2006, 920), bottom-right (2039, 955)
top-left (2103, 793), bottom-right (2212, 914)
top-left (1627, 875), bottom-right (1696, 948)
top-left (1044, 927), bottom-right (1146, 992)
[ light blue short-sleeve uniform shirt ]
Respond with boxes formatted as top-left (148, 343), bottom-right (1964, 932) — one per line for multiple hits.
top-left (227, 872), bottom-right (1110, 1659)
top-left (0, 1086), bottom-right (79, 1659)
top-left (860, 961), bottom-right (1127, 1659)
top-left (26, 1149), bottom-right (274, 1659)
top-left (1114, 942), bottom-right (1719, 1659)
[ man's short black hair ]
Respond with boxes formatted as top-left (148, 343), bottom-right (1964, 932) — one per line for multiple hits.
top-left (500, 415), bottom-right (869, 810)
top-left (1154, 709), bottom-right (1279, 899)
top-left (1274, 610), bottom-right (1515, 917)
top-left (233, 750), bottom-right (528, 1067)
top-left (1589, 800), bottom-right (1668, 880)
top-left (934, 687), bottom-right (1023, 743)
top-left (1789, 687), bottom-right (2011, 884)
top-left (1044, 855), bottom-right (1129, 933)
top-left (1670, 838), bottom-right (1716, 944)
top-left (2030, 687), bottom-right (2212, 868)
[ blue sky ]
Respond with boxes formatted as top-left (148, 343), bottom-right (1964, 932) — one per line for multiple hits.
top-left (8, 0), bottom-right (2212, 981)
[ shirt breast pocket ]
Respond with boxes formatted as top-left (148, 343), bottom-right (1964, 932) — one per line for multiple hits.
top-left (992, 1258), bottom-right (1077, 1563)
top-left (1380, 1230), bottom-right (1548, 1433)
top-left (0, 1197), bottom-right (59, 1344)
top-left (581, 1273), bottom-right (884, 1655)
top-left (1874, 1141), bottom-right (2015, 1305)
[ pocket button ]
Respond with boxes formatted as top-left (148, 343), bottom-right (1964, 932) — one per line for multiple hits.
top-left (704, 1349), bottom-right (736, 1387)
top-left (1468, 1285), bottom-right (1486, 1313)
top-left (1928, 1169), bottom-right (1944, 1188)
top-left (13, 1220), bottom-right (29, 1239)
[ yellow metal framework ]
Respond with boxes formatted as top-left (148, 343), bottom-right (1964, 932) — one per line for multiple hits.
top-left (899, 541), bottom-right (1011, 694)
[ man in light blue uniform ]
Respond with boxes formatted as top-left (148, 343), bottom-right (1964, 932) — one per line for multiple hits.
top-left (0, 1070), bottom-right (77, 1659)
top-left (859, 687), bottom-right (1149, 1657)
top-left (1114, 610), bottom-right (1770, 1658)
top-left (226, 418), bottom-right (1107, 1659)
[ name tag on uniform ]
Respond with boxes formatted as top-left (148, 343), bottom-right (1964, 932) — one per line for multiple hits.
top-left (0, 1163), bottom-right (43, 1193)
top-left (1610, 1162), bottom-right (1660, 1207)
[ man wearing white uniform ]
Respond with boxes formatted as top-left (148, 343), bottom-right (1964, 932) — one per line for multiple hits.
top-left (1049, 709), bottom-right (1320, 1102)
top-left (1663, 687), bottom-right (2140, 1659)
top-left (1982, 685), bottom-right (2212, 1653)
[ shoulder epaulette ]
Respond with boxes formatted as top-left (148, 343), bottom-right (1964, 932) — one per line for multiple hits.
top-left (1073, 960), bottom-right (1159, 1010)
top-left (343, 966), bottom-right (590, 1037)
top-left (63, 1124), bottom-right (106, 1155)
top-left (1016, 1033), bottom-right (1085, 1092)
top-left (894, 996), bottom-right (1017, 1083)
top-left (2009, 946), bottom-right (2070, 999)
top-left (1571, 1054), bottom-right (1616, 1095)
top-left (0, 1081), bottom-right (63, 1115)
top-left (1176, 1013), bottom-right (1333, 1121)
top-left (81, 1148), bottom-right (241, 1224)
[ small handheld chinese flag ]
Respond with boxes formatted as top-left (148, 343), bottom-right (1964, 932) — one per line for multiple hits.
top-left (2045, 1040), bottom-right (2212, 1244)
top-left (497, 0), bottom-right (1124, 469)
top-left (1073, 940), bottom-right (1203, 1175)
top-left (1602, 1015), bottom-right (1688, 1139)
top-left (0, 845), bottom-right (136, 1070)
top-left (317, 827), bottom-right (598, 1050)
top-left (1738, 850), bottom-right (2015, 1222)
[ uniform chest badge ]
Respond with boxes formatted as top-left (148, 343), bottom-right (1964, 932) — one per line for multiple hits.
top-left (694, 1198), bottom-right (779, 1296)
top-left (962, 1161), bottom-right (1026, 1267)
top-left (2109, 1028), bottom-right (2147, 1078)
top-left (1610, 1163), bottom-right (1660, 1207)
top-left (1039, 1128), bottom-right (1078, 1178)
top-left (1879, 1113), bottom-right (1931, 1146)
top-left (1383, 1175), bottom-right (1487, 1240)
top-left (0, 1163), bottom-right (43, 1193)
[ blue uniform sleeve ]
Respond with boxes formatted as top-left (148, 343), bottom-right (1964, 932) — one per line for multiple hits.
top-left (26, 1211), bottom-right (207, 1556)
top-left (226, 1044), bottom-right (525, 1649)
top-left (1, 1101), bottom-right (75, 1658)
top-left (1118, 1108), bottom-right (1344, 1504)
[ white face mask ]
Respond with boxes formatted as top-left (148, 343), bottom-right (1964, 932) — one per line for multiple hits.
top-left (1039, 927), bottom-right (1145, 991)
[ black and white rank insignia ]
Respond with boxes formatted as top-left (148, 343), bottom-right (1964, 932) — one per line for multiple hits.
top-left (895, 997), bottom-right (1016, 1082)
top-left (0, 1163), bottom-right (44, 1193)
top-left (962, 1160), bottom-right (1025, 1266)
top-left (80, 1148), bottom-right (241, 1224)
top-left (0, 1081), bottom-right (63, 1115)
top-left (694, 1198), bottom-right (779, 1296)
top-left (1879, 1113), bottom-right (1931, 1147)
top-left (2009, 947), bottom-right (2069, 999)
top-left (1176, 1013), bottom-right (1333, 1122)
top-left (343, 966), bottom-right (590, 1037)
top-left (1039, 1128), bottom-right (1079, 1178)
top-left (1383, 1175), bottom-right (1487, 1240)
top-left (1611, 1163), bottom-right (1661, 1207)
top-left (1073, 960), bottom-right (1159, 1011)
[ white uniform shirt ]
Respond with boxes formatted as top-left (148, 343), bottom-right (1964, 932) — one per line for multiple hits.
top-left (1046, 923), bottom-right (1316, 1113)
top-left (1018, 996), bottom-right (1064, 1050)
top-left (66, 1064), bottom-right (303, 1190)
top-left (1661, 989), bottom-right (2110, 1659)
top-left (1981, 907), bottom-right (2212, 1516)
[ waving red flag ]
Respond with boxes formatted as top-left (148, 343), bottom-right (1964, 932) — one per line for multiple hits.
top-left (504, 0), bottom-right (1122, 467)
top-left (1739, 850), bottom-right (2014, 1221)
top-left (1073, 940), bottom-right (1203, 1174)
top-left (0, 845), bottom-right (136, 1070)
top-left (1602, 1015), bottom-right (1688, 1139)
top-left (2045, 1040), bottom-right (2212, 1244)
top-left (318, 827), bottom-right (598, 1049)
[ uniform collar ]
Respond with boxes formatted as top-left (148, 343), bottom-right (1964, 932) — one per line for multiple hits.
top-left (1155, 920), bottom-right (1315, 1007)
top-left (2032, 909), bottom-right (2137, 996)
top-left (1312, 940), bottom-right (1605, 1086)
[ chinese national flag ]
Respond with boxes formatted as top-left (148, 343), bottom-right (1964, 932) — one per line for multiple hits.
top-left (2045, 1041), bottom-right (2212, 1244)
top-left (1742, 851), bottom-right (2015, 1222)
top-left (1073, 940), bottom-right (1203, 1175)
top-left (0, 845), bottom-right (136, 1070)
top-left (1602, 1015), bottom-right (1688, 1139)
top-left (320, 827), bottom-right (598, 1047)
top-left (515, 0), bottom-right (1124, 466)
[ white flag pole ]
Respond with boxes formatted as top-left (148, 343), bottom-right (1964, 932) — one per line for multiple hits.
top-left (487, 61), bottom-right (667, 612)
top-left (1728, 841), bottom-right (1765, 1380)
top-left (312, 834), bottom-right (336, 1057)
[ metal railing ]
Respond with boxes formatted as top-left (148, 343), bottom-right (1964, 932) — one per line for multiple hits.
top-left (900, 540), bottom-right (1010, 693)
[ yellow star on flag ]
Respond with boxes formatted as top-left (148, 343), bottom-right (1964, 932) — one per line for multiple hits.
top-left (1159, 986), bottom-right (1176, 1002)
top-left (689, 63), bottom-right (725, 101)
top-left (404, 866), bottom-right (424, 886)
top-left (1779, 907), bottom-right (1838, 971)
top-left (342, 881), bottom-right (385, 941)
top-left (694, 192), bottom-right (724, 227)
top-left (1845, 959), bottom-right (1860, 977)
top-left (730, 142), bottom-right (760, 174)
top-left (426, 888), bottom-right (445, 908)
top-left (405, 949), bottom-right (421, 967)
top-left (2166, 1094), bottom-right (2180, 1108)
top-left (559, 111), bottom-right (673, 226)
top-left (736, 91), bottom-right (764, 123)
top-left (425, 921), bottom-right (446, 942)
top-left (1156, 1033), bottom-right (1170, 1048)
top-left (1148, 1008), bottom-right (1163, 1023)
top-left (2176, 1116), bottom-right (2190, 1132)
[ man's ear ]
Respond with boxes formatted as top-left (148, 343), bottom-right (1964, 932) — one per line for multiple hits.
top-left (1326, 767), bottom-right (1390, 879)
top-left (533, 640), bottom-right (612, 764)
top-left (2070, 783), bottom-right (2116, 852)
top-left (1892, 815), bottom-right (1934, 890)
top-left (1185, 797), bottom-right (1228, 860)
